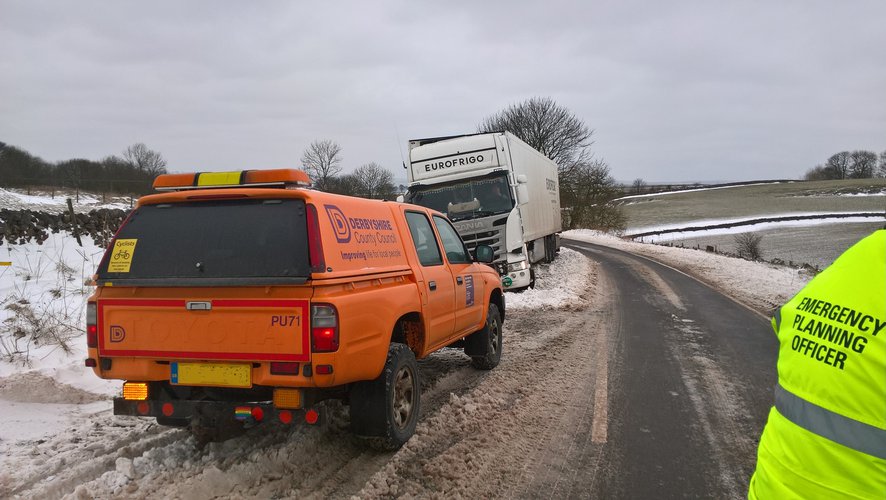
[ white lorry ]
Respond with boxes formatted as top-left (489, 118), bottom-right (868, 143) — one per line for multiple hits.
top-left (403, 131), bottom-right (561, 290)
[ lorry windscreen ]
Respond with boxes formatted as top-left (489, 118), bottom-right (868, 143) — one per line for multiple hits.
top-left (97, 198), bottom-right (310, 286)
top-left (406, 174), bottom-right (513, 221)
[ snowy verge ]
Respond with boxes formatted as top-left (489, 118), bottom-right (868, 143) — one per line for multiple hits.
top-left (504, 248), bottom-right (590, 311)
top-left (564, 230), bottom-right (812, 315)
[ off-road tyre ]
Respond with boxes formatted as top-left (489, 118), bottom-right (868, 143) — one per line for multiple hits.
top-left (465, 303), bottom-right (503, 370)
top-left (350, 343), bottom-right (421, 451)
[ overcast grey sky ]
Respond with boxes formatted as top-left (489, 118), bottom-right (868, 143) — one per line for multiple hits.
top-left (2, 1), bottom-right (885, 182)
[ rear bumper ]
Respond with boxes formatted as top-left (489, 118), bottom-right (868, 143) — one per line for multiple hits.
top-left (113, 397), bottom-right (310, 425)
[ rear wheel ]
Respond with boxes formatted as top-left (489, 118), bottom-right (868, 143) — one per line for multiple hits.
top-left (465, 303), bottom-right (503, 370)
top-left (350, 343), bottom-right (421, 450)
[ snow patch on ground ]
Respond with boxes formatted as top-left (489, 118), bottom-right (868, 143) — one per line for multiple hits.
top-left (564, 230), bottom-right (811, 314)
top-left (633, 216), bottom-right (881, 243)
top-left (614, 182), bottom-right (784, 201)
top-left (630, 212), bottom-right (883, 236)
top-left (0, 188), bottom-right (131, 213)
top-left (505, 248), bottom-right (590, 310)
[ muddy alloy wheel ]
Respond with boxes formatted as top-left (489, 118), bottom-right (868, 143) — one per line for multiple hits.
top-left (466, 303), bottom-right (503, 370)
top-left (391, 364), bottom-right (415, 429)
top-left (350, 343), bottom-right (421, 450)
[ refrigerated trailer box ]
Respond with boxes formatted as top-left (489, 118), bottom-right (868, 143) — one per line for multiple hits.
top-left (405, 131), bottom-right (561, 290)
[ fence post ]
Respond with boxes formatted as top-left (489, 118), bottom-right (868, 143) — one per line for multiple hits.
top-left (67, 198), bottom-right (83, 247)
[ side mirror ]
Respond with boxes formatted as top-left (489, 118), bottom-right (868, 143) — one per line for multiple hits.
top-left (396, 195), bottom-right (405, 203)
top-left (516, 184), bottom-right (530, 206)
top-left (474, 244), bottom-right (495, 264)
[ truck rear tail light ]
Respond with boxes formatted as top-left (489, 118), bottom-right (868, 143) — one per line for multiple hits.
top-left (311, 304), bottom-right (339, 352)
top-left (86, 303), bottom-right (97, 348)
top-left (273, 388), bottom-right (303, 409)
top-left (306, 204), bottom-right (326, 273)
top-left (122, 382), bottom-right (149, 401)
top-left (270, 362), bottom-right (300, 375)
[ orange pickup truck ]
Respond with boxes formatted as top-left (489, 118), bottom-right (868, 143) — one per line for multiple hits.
top-left (85, 169), bottom-right (504, 449)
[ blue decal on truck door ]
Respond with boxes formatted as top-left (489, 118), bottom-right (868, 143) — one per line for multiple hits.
top-left (465, 275), bottom-right (474, 307)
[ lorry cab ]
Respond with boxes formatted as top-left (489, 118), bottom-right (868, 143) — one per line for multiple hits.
top-left (86, 169), bottom-right (504, 449)
top-left (404, 131), bottom-right (561, 290)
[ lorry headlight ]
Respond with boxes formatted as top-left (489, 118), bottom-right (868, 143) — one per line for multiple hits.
top-left (508, 260), bottom-right (528, 273)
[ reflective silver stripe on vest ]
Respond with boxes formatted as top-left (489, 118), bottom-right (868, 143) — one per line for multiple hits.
top-left (775, 384), bottom-right (886, 460)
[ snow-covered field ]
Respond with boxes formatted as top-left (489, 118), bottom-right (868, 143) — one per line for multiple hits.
top-left (0, 189), bottom-right (825, 498)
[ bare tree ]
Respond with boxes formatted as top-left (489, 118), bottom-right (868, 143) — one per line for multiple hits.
top-left (353, 162), bottom-right (396, 199)
top-left (631, 178), bottom-right (646, 195)
top-left (301, 139), bottom-right (342, 191)
top-left (734, 233), bottom-right (764, 261)
top-left (804, 164), bottom-right (838, 180)
top-left (478, 97), bottom-right (593, 174)
top-left (879, 150), bottom-right (886, 178)
top-left (122, 143), bottom-right (167, 177)
top-left (825, 151), bottom-right (851, 180)
top-left (560, 159), bottom-right (625, 232)
top-left (849, 150), bottom-right (877, 179)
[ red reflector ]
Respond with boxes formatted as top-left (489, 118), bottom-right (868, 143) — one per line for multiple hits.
top-left (87, 324), bottom-right (98, 348)
top-left (251, 407), bottom-right (264, 422)
top-left (161, 403), bottom-right (174, 417)
top-left (85, 358), bottom-right (97, 368)
top-left (270, 362), bottom-right (300, 375)
top-left (305, 409), bottom-right (319, 425)
top-left (315, 364), bottom-right (333, 375)
top-left (137, 402), bottom-right (150, 415)
top-left (279, 410), bottom-right (293, 424)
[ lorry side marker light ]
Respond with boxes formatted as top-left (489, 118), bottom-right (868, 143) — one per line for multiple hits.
top-left (122, 382), bottom-right (149, 401)
top-left (305, 409), bottom-right (319, 425)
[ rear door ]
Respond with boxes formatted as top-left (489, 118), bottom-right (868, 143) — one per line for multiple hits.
top-left (95, 197), bottom-right (312, 362)
top-left (404, 211), bottom-right (456, 349)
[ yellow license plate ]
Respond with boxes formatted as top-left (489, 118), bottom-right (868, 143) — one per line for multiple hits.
top-left (171, 362), bottom-right (252, 388)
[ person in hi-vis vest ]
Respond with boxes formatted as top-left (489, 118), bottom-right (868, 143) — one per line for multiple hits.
top-left (748, 229), bottom-right (885, 499)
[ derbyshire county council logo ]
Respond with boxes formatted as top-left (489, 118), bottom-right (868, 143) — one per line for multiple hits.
top-left (324, 205), bottom-right (351, 243)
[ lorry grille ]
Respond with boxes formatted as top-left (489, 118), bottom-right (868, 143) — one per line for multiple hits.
top-left (460, 229), bottom-right (504, 260)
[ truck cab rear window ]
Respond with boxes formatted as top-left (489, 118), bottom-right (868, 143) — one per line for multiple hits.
top-left (97, 199), bottom-right (310, 285)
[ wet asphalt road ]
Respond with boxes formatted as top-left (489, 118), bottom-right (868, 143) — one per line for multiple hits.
top-left (563, 239), bottom-right (778, 499)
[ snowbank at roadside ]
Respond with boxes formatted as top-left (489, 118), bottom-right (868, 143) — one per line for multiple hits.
top-left (504, 248), bottom-right (590, 310)
top-left (564, 230), bottom-right (812, 315)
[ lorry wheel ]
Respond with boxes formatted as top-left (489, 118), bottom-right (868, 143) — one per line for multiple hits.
top-left (465, 303), bottom-right (503, 370)
top-left (349, 343), bottom-right (421, 451)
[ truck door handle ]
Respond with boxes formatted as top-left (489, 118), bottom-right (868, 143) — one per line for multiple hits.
top-left (186, 301), bottom-right (212, 311)
top-left (429, 281), bottom-right (437, 291)
top-left (456, 276), bottom-right (463, 285)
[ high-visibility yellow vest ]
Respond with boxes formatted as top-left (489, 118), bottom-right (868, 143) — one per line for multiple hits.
top-left (749, 229), bottom-right (886, 499)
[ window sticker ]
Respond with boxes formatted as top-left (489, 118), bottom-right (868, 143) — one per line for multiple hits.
top-left (108, 239), bottom-right (137, 273)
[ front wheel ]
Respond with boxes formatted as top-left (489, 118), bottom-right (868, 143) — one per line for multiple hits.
top-left (349, 343), bottom-right (421, 450)
top-left (465, 303), bottom-right (503, 370)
